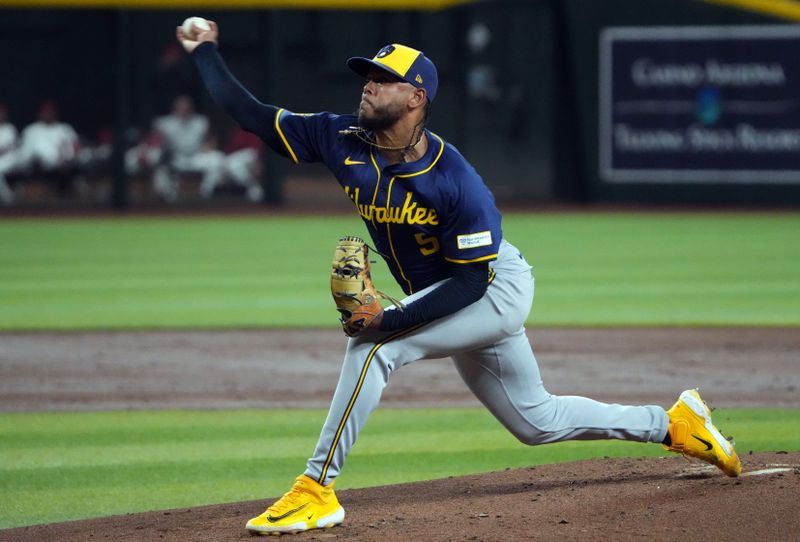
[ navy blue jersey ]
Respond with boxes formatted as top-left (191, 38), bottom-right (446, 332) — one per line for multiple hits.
top-left (276, 110), bottom-right (503, 295)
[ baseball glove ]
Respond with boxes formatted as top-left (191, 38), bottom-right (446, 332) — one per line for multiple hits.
top-left (330, 236), bottom-right (403, 337)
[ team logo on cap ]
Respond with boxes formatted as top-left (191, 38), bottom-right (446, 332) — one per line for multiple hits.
top-left (376, 45), bottom-right (395, 58)
top-left (415, 74), bottom-right (423, 83)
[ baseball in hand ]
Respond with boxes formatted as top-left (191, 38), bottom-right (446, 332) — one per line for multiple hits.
top-left (181, 16), bottom-right (211, 39)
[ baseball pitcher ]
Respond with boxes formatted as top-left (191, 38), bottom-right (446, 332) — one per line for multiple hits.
top-left (177, 20), bottom-right (741, 536)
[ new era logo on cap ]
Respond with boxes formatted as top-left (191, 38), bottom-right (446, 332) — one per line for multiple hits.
top-left (347, 43), bottom-right (439, 103)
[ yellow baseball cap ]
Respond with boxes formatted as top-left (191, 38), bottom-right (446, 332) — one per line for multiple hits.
top-left (347, 43), bottom-right (439, 103)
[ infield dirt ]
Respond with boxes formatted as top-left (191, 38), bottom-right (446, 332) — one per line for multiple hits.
top-left (1, 327), bottom-right (798, 541)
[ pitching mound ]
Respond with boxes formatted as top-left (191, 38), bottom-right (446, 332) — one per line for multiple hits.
top-left (3, 452), bottom-right (797, 542)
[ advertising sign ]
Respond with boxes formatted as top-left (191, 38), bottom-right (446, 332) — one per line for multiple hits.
top-left (600, 25), bottom-right (800, 183)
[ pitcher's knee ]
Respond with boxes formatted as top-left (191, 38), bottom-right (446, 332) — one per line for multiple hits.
top-left (344, 338), bottom-right (398, 380)
top-left (510, 425), bottom-right (551, 446)
top-left (504, 399), bottom-right (560, 445)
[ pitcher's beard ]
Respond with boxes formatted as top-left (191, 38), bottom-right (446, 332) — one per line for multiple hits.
top-left (356, 103), bottom-right (403, 131)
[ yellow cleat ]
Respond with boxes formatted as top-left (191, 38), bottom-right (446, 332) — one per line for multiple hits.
top-left (664, 389), bottom-right (742, 477)
top-left (245, 474), bottom-right (345, 535)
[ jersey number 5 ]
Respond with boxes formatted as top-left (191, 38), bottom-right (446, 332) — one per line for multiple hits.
top-left (414, 233), bottom-right (440, 256)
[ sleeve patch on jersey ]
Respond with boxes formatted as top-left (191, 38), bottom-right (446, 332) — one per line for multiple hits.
top-left (457, 230), bottom-right (492, 250)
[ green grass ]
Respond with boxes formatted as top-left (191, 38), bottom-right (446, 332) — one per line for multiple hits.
top-left (1, 214), bottom-right (797, 529)
top-left (0, 407), bottom-right (797, 529)
top-left (1, 212), bottom-right (798, 329)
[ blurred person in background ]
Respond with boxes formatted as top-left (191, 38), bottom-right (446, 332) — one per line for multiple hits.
top-left (17, 99), bottom-right (81, 197)
top-left (224, 125), bottom-right (264, 202)
top-left (152, 94), bottom-right (225, 201)
top-left (77, 125), bottom-right (114, 180)
top-left (153, 43), bottom-right (201, 117)
top-left (0, 103), bottom-right (18, 204)
top-left (125, 128), bottom-right (164, 180)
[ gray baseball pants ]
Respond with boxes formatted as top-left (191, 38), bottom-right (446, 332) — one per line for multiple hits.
top-left (305, 240), bottom-right (670, 486)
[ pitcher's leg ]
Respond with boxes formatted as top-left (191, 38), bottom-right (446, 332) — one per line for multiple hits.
top-left (452, 330), bottom-right (669, 445)
top-left (303, 265), bottom-right (545, 486)
top-left (302, 279), bottom-right (530, 487)
top-left (304, 327), bottom-right (418, 486)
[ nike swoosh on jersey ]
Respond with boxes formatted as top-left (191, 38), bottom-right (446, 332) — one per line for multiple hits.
top-left (344, 156), bottom-right (366, 166)
top-left (266, 503), bottom-right (309, 522)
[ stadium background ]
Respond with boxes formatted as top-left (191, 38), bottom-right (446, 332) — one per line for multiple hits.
top-left (2, 0), bottom-right (799, 209)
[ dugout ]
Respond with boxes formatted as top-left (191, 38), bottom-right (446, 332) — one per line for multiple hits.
top-left (0, 0), bottom-right (798, 209)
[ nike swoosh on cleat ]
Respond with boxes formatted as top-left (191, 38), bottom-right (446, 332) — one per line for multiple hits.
top-left (692, 435), bottom-right (713, 451)
top-left (344, 156), bottom-right (366, 165)
top-left (266, 503), bottom-right (309, 522)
